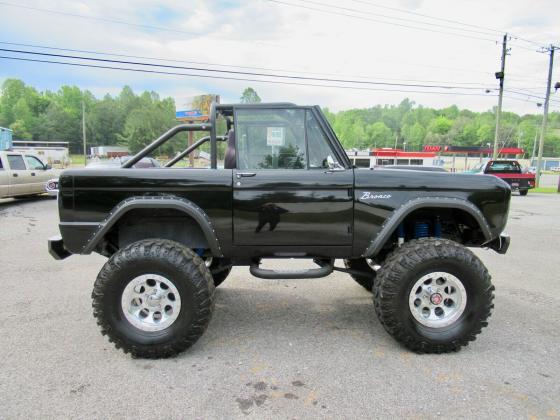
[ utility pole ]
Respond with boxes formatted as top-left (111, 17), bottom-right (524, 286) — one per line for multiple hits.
top-left (531, 130), bottom-right (538, 162)
top-left (82, 100), bottom-right (87, 167)
top-left (536, 45), bottom-right (556, 187)
top-left (493, 34), bottom-right (508, 159)
top-left (531, 103), bottom-right (542, 164)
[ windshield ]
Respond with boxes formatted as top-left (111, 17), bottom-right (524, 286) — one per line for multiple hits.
top-left (466, 163), bottom-right (485, 173)
top-left (486, 161), bottom-right (521, 173)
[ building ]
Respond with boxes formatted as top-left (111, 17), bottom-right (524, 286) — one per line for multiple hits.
top-left (0, 127), bottom-right (13, 150)
top-left (90, 146), bottom-right (129, 158)
top-left (423, 145), bottom-right (525, 171)
top-left (347, 148), bottom-right (437, 168)
top-left (12, 140), bottom-right (69, 165)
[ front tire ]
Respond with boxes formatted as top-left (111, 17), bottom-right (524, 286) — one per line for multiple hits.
top-left (92, 239), bottom-right (215, 358)
top-left (373, 238), bottom-right (494, 353)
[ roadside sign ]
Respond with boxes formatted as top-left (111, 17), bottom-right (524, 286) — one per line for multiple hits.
top-left (176, 110), bottom-right (204, 119)
top-left (267, 127), bottom-right (285, 146)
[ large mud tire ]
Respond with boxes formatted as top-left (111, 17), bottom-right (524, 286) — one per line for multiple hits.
top-left (92, 239), bottom-right (215, 358)
top-left (373, 238), bottom-right (494, 353)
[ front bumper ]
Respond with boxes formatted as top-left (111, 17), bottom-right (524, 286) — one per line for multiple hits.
top-left (485, 234), bottom-right (510, 254)
top-left (48, 235), bottom-right (71, 260)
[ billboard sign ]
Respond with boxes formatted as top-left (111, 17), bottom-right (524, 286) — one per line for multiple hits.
top-left (176, 94), bottom-right (220, 121)
top-left (175, 110), bottom-right (204, 119)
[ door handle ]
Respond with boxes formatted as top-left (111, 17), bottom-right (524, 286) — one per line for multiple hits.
top-left (236, 172), bottom-right (256, 179)
top-left (31, 172), bottom-right (36, 176)
top-left (13, 173), bottom-right (18, 177)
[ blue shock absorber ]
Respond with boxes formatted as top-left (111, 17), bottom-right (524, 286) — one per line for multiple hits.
top-left (397, 223), bottom-right (405, 246)
top-left (414, 221), bottom-right (430, 239)
top-left (434, 216), bottom-right (442, 238)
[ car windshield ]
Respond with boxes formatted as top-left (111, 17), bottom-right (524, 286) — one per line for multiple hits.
top-left (486, 161), bottom-right (520, 173)
top-left (466, 163), bottom-right (485, 173)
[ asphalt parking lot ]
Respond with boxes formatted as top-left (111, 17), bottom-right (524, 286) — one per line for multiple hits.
top-left (1, 192), bottom-right (559, 418)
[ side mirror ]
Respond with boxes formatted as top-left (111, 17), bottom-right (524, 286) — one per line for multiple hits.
top-left (44, 164), bottom-right (52, 170)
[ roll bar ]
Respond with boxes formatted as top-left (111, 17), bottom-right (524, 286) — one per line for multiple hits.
top-left (122, 123), bottom-right (212, 168)
top-left (210, 102), bottom-right (217, 169)
top-left (164, 135), bottom-right (227, 168)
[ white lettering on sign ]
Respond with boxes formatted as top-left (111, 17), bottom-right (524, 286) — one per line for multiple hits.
top-left (267, 127), bottom-right (285, 146)
top-left (360, 192), bottom-right (392, 200)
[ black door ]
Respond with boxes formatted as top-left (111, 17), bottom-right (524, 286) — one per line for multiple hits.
top-left (232, 107), bottom-right (353, 246)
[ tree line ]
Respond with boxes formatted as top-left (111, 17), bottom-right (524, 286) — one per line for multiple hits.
top-left (1, 79), bottom-right (558, 157)
top-left (324, 98), bottom-right (560, 157)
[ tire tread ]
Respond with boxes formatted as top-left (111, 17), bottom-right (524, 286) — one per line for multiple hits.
top-left (91, 239), bottom-right (215, 359)
top-left (373, 238), bottom-right (494, 354)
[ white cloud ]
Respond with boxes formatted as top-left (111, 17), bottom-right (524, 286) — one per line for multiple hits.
top-left (0, 0), bottom-right (558, 113)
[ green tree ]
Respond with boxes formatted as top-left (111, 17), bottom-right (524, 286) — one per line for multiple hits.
top-left (367, 122), bottom-right (393, 147)
top-left (118, 99), bottom-right (176, 154)
top-left (43, 102), bottom-right (80, 148)
top-left (476, 124), bottom-right (494, 146)
top-left (88, 95), bottom-right (125, 146)
top-left (429, 116), bottom-right (453, 135)
top-left (240, 87), bottom-right (261, 104)
top-left (402, 122), bottom-right (426, 149)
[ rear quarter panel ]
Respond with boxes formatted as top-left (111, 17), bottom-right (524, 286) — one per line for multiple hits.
top-left (58, 168), bottom-right (233, 254)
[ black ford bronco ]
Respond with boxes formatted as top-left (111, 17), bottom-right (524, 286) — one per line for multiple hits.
top-left (49, 103), bottom-right (511, 358)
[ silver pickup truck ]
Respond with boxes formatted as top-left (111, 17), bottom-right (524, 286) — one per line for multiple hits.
top-left (0, 151), bottom-right (60, 199)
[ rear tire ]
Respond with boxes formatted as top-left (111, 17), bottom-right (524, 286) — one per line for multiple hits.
top-left (519, 189), bottom-right (528, 196)
top-left (343, 258), bottom-right (376, 291)
top-left (92, 239), bottom-right (215, 358)
top-left (373, 238), bottom-right (494, 353)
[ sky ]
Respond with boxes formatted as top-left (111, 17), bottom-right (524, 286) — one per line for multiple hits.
top-left (0, 0), bottom-right (559, 114)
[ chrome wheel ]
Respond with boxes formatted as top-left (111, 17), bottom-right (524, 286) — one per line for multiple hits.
top-left (121, 274), bottom-right (181, 332)
top-left (408, 272), bottom-right (467, 328)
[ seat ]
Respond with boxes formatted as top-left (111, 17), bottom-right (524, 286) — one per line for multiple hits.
top-left (224, 129), bottom-right (236, 169)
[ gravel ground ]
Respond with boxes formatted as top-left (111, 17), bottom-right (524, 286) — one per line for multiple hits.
top-left (0, 193), bottom-right (559, 419)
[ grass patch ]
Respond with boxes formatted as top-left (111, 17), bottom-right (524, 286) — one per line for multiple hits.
top-left (532, 187), bottom-right (558, 193)
top-left (69, 154), bottom-right (86, 166)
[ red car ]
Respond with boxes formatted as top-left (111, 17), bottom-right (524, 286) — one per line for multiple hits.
top-left (468, 160), bottom-right (535, 195)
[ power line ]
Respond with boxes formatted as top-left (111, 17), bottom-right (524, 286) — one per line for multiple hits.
top-left (268, 0), bottom-right (547, 52)
top-left (347, 0), bottom-right (502, 34)
top-left (0, 55), bottom-right (500, 97)
top-left (0, 1), bottom-right (203, 38)
top-left (0, 40), bottom-right (501, 89)
top-left (345, 0), bottom-right (546, 48)
top-left (0, 47), bottom-right (498, 91)
top-left (264, 0), bottom-right (499, 43)
top-left (505, 89), bottom-right (560, 105)
top-left (294, 0), bottom-right (498, 37)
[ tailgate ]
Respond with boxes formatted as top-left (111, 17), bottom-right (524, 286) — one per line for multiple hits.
top-left (494, 174), bottom-right (535, 189)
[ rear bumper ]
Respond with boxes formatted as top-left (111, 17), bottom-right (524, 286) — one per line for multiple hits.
top-left (48, 235), bottom-right (71, 260)
top-left (485, 234), bottom-right (510, 254)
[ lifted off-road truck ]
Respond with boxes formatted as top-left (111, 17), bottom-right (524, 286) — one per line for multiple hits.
top-left (49, 103), bottom-right (511, 358)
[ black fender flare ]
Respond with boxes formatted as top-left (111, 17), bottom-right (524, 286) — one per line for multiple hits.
top-left (82, 196), bottom-right (223, 256)
top-left (362, 197), bottom-right (493, 257)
